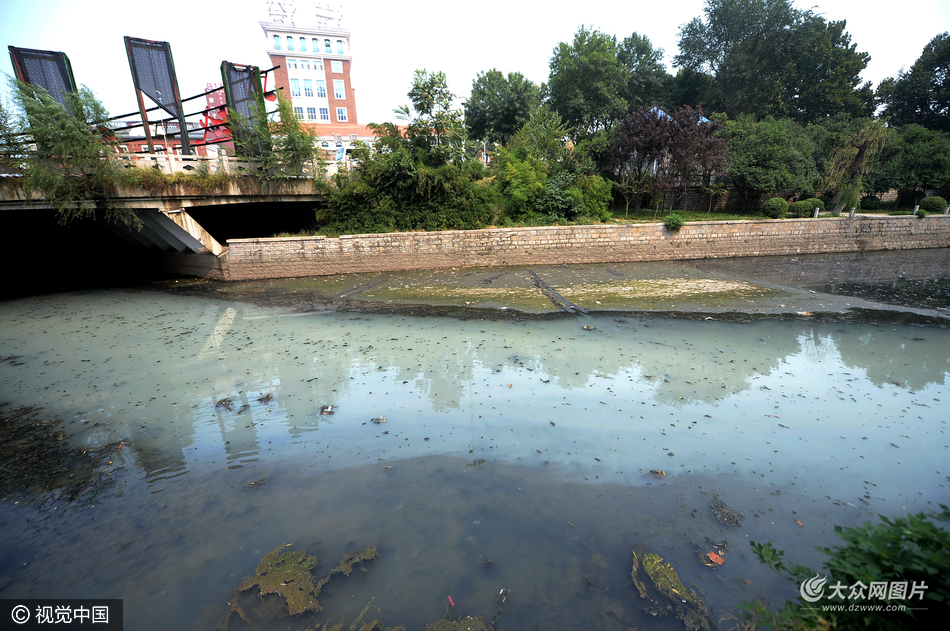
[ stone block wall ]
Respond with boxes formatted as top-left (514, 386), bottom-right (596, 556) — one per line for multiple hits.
top-left (223, 216), bottom-right (950, 281)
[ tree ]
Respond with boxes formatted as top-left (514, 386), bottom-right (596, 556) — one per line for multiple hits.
top-left (0, 96), bottom-right (26, 172)
top-left (675, 0), bottom-right (872, 122)
top-left (872, 125), bottom-right (950, 206)
top-left (14, 82), bottom-right (139, 227)
top-left (822, 119), bottom-right (891, 212)
top-left (675, 0), bottom-right (800, 117)
top-left (878, 32), bottom-right (950, 133)
top-left (230, 94), bottom-right (321, 179)
top-left (272, 96), bottom-right (321, 177)
top-left (720, 115), bottom-right (817, 211)
top-left (780, 14), bottom-right (874, 122)
top-left (548, 26), bottom-right (628, 139)
top-left (618, 33), bottom-right (671, 110)
top-left (607, 107), bottom-right (674, 214)
top-left (396, 69), bottom-right (466, 162)
top-left (508, 106), bottom-right (571, 167)
top-left (465, 69), bottom-right (540, 144)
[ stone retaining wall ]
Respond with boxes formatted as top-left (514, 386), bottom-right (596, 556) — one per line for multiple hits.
top-left (223, 215), bottom-right (950, 281)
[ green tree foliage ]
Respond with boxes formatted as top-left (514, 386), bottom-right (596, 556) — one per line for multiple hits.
top-left (666, 68), bottom-right (714, 110)
top-left (0, 97), bottom-right (26, 172)
top-left (781, 14), bottom-right (874, 122)
top-left (465, 69), bottom-right (540, 144)
top-left (231, 95), bottom-right (322, 180)
top-left (675, 0), bottom-right (801, 117)
top-left (321, 143), bottom-right (495, 235)
top-left (675, 0), bottom-right (872, 122)
top-left (507, 106), bottom-right (571, 166)
top-left (869, 124), bottom-right (950, 205)
top-left (14, 82), bottom-right (139, 227)
top-left (272, 95), bottom-right (321, 178)
top-left (493, 107), bottom-right (611, 224)
top-left (618, 33), bottom-right (671, 109)
top-left (320, 70), bottom-right (494, 235)
top-left (548, 26), bottom-right (628, 139)
top-left (720, 115), bottom-right (816, 211)
top-left (878, 32), bottom-right (950, 133)
top-left (821, 119), bottom-right (891, 213)
top-left (395, 69), bottom-right (466, 163)
top-left (743, 506), bottom-right (950, 631)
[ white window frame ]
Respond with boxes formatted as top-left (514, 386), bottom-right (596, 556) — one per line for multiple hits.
top-left (333, 80), bottom-right (345, 99)
top-left (315, 80), bottom-right (327, 98)
top-left (303, 79), bottom-right (314, 97)
top-left (331, 60), bottom-right (343, 73)
top-left (290, 78), bottom-right (301, 97)
top-left (293, 106), bottom-right (304, 119)
top-left (287, 58), bottom-right (298, 70)
top-left (319, 107), bottom-right (330, 121)
top-left (336, 107), bottom-right (348, 122)
top-left (306, 107), bottom-right (317, 120)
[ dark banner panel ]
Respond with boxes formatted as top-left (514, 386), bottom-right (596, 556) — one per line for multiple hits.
top-left (124, 36), bottom-right (190, 154)
top-left (8, 46), bottom-right (76, 106)
top-left (221, 62), bottom-right (266, 156)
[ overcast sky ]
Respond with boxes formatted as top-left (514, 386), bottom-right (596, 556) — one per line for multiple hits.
top-left (2, 0), bottom-right (947, 125)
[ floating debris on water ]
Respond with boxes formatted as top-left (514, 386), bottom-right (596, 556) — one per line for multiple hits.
top-left (710, 492), bottom-right (744, 526)
top-left (215, 398), bottom-right (233, 411)
top-left (320, 405), bottom-right (335, 415)
top-left (651, 470), bottom-right (666, 479)
top-left (245, 478), bottom-right (267, 489)
top-left (370, 416), bottom-right (387, 424)
top-left (216, 543), bottom-right (380, 629)
top-left (257, 393), bottom-right (274, 404)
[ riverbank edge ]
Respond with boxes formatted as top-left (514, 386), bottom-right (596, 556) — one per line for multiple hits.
top-left (174, 215), bottom-right (950, 282)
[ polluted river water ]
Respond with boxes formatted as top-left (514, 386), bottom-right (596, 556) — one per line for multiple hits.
top-left (1, 253), bottom-right (949, 630)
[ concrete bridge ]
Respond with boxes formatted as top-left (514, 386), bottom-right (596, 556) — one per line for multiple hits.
top-left (0, 155), bottom-right (325, 267)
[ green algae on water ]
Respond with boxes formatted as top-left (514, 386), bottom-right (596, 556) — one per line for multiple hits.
top-left (632, 547), bottom-right (711, 631)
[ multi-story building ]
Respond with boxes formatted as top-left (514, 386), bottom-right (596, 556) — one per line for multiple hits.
top-left (260, 1), bottom-right (374, 159)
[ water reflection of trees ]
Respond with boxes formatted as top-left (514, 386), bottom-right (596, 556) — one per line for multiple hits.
top-left (74, 304), bottom-right (950, 482)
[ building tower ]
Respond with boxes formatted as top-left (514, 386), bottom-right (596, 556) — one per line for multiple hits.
top-left (261, 0), bottom-right (367, 147)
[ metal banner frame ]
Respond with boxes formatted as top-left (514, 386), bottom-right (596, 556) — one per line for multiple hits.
top-left (124, 36), bottom-right (190, 155)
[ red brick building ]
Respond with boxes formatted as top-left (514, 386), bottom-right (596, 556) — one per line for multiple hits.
top-left (260, 0), bottom-right (376, 156)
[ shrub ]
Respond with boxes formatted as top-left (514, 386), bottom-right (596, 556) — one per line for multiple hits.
top-left (664, 213), bottom-right (685, 230)
top-left (741, 506), bottom-right (950, 631)
top-left (788, 200), bottom-right (814, 218)
top-left (917, 209), bottom-right (929, 217)
top-left (760, 197), bottom-right (788, 218)
top-left (919, 196), bottom-right (947, 213)
top-left (806, 198), bottom-right (825, 211)
top-left (860, 195), bottom-right (887, 210)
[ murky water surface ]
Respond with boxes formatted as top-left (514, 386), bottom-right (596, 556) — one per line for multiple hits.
top-left (1, 288), bottom-right (948, 630)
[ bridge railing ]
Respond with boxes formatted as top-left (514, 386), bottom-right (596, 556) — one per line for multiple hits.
top-left (113, 152), bottom-right (343, 178)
